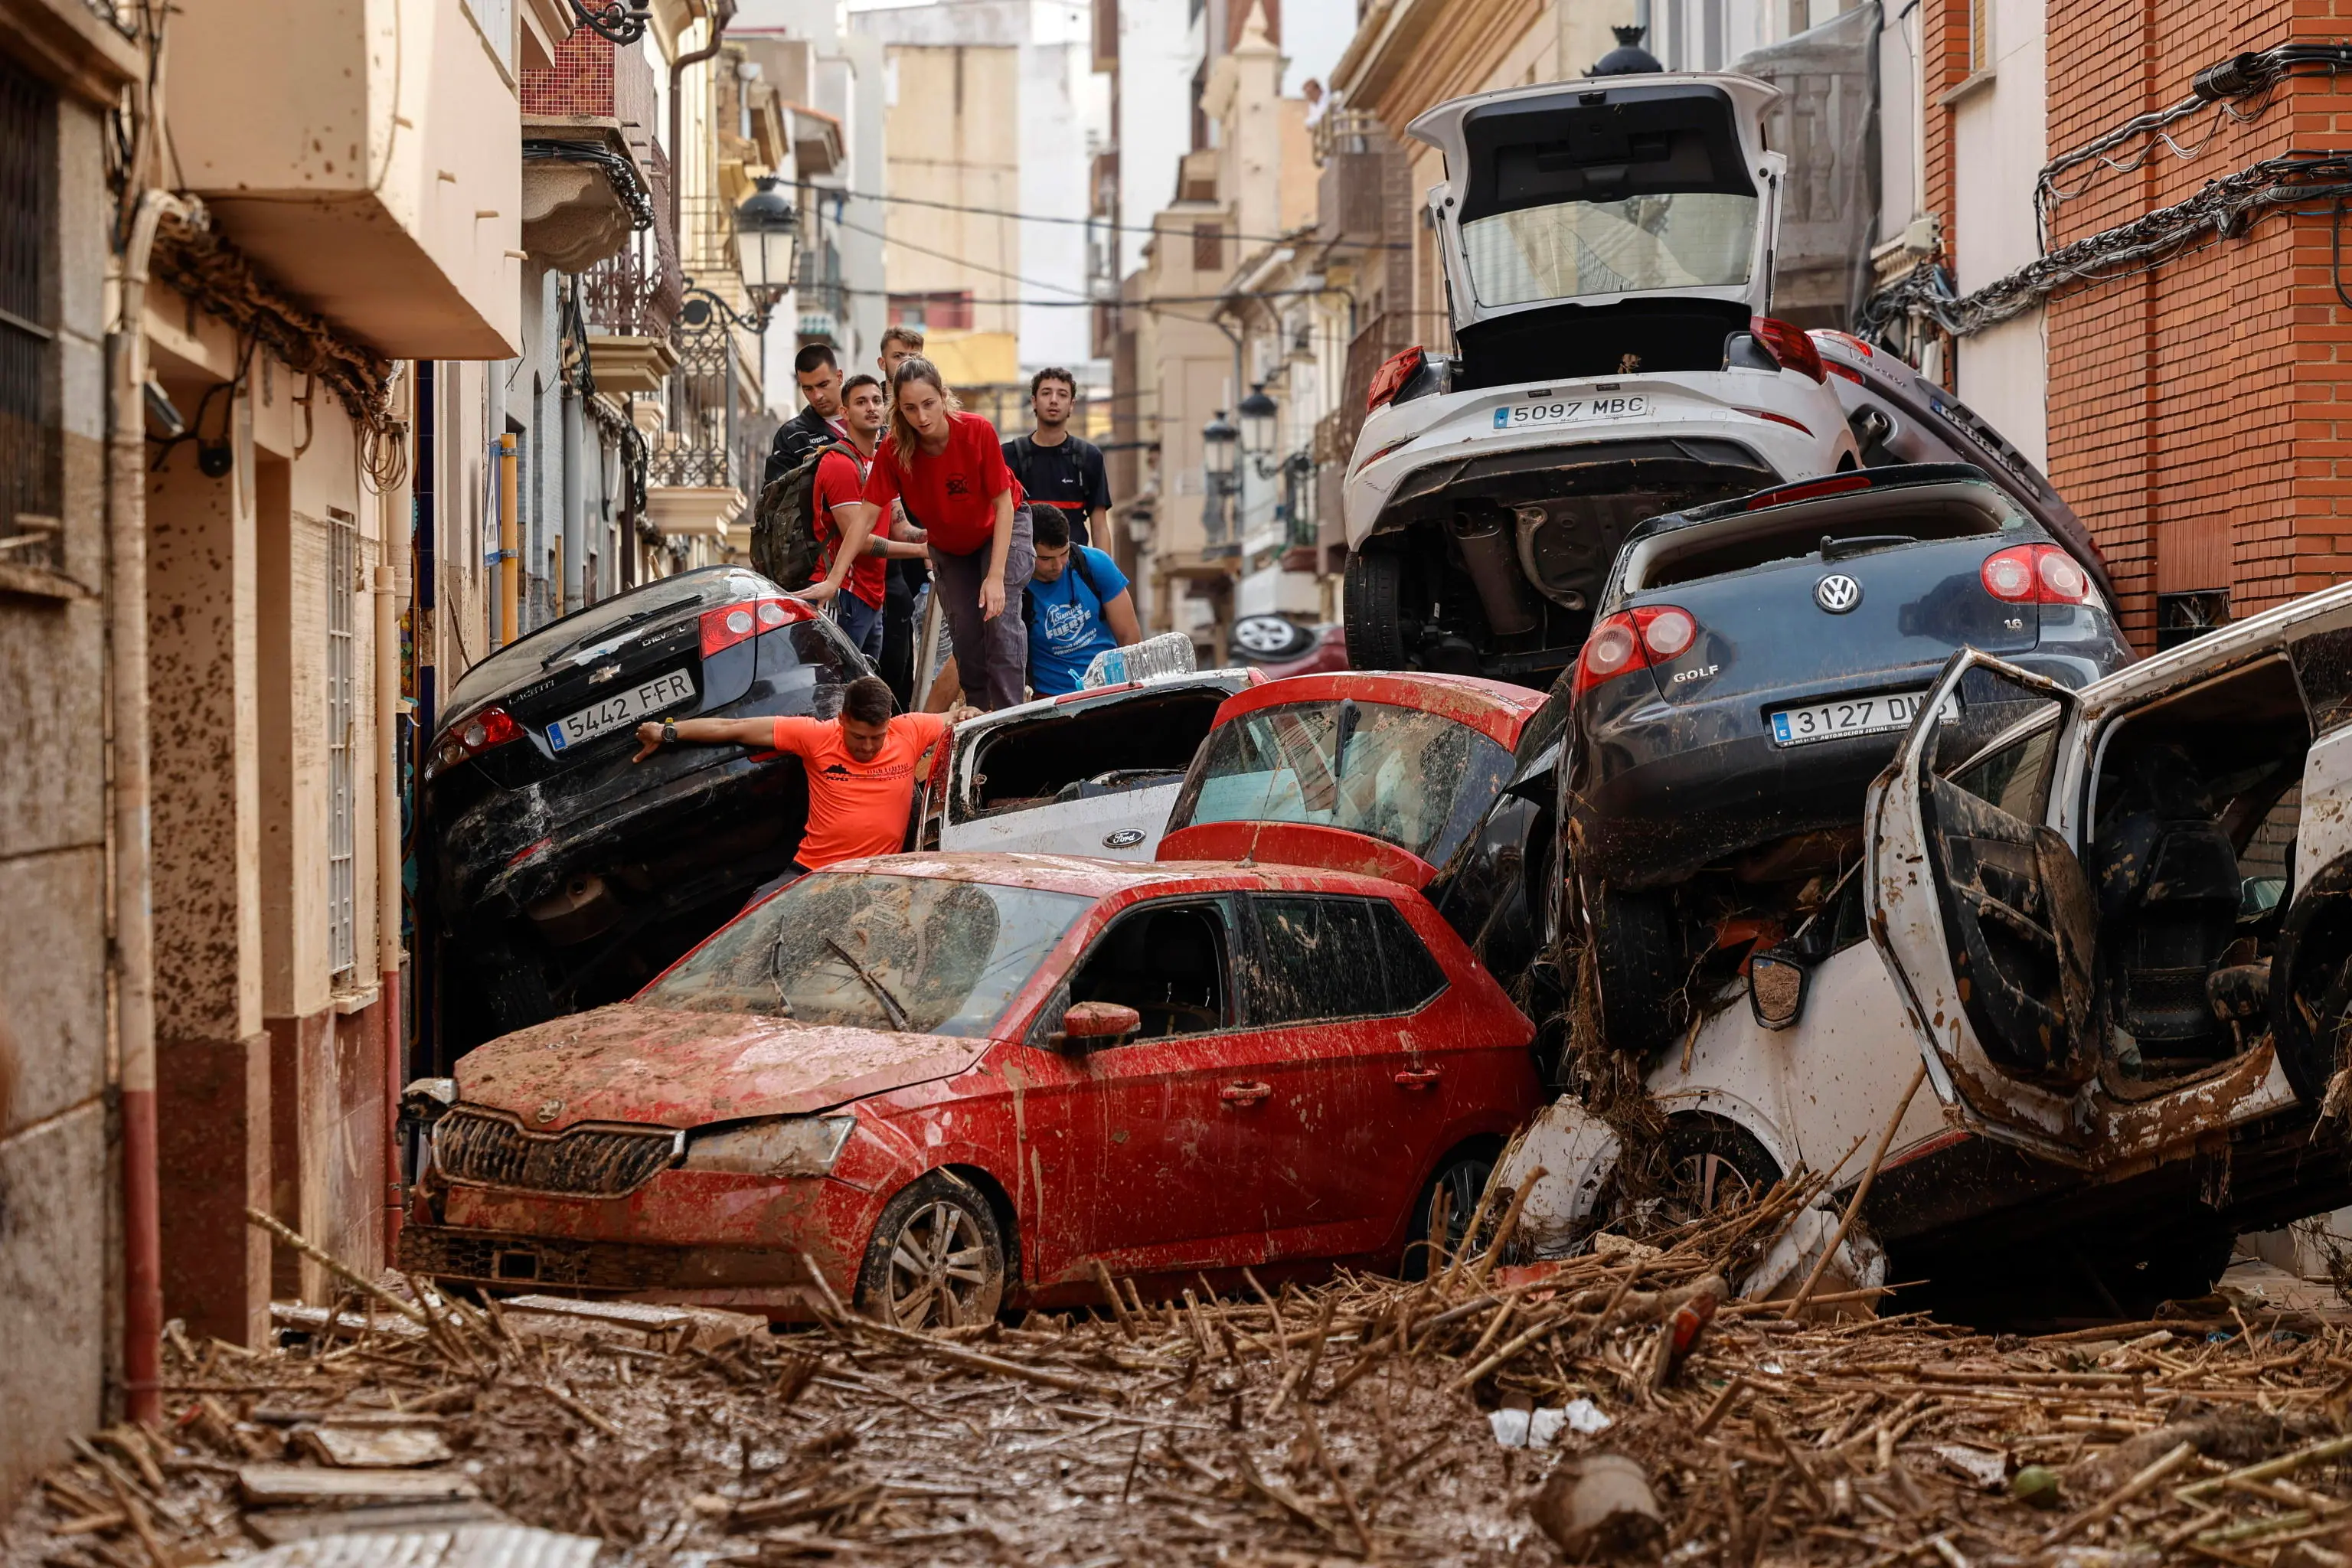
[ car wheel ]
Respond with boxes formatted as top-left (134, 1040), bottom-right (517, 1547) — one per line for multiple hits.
top-left (1402, 1144), bottom-right (1499, 1280)
top-left (1344, 550), bottom-right (1412, 670)
top-left (854, 1171), bottom-right (1008, 1330)
top-left (1658, 1117), bottom-right (1782, 1227)
top-left (1232, 614), bottom-right (1315, 662)
top-left (1589, 882), bottom-right (1689, 1057)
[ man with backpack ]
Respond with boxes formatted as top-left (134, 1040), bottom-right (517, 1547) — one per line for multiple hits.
top-left (790, 373), bottom-right (913, 660)
top-left (1002, 367), bottom-right (1111, 549)
top-left (761, 343), bottom-right (850, 492)
top-left (1024, 506), bottom-right (1141, 696)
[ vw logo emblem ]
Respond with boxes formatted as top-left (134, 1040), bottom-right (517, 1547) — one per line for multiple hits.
top-left (1815, 574), bottom-right (1863, 614)
top-left (1102, 828), bottom-right (1147, 849)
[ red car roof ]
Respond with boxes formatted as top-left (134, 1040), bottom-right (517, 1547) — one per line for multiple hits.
top-left (1207, 671), bottom-right (1550, 750)
top-left (817, 850), bottom-right (1423, 902)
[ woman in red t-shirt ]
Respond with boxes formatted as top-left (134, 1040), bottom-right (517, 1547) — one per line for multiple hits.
top-left (858, 358), bottom-right (1034, 710)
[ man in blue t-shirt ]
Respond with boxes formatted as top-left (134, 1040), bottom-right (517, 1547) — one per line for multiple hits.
top-left (1024, 506), bottom-right (1143, 695)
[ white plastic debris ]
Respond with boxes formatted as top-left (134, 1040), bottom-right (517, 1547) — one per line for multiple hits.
top-left (1490, 1399), bottom-right (1612, 1448)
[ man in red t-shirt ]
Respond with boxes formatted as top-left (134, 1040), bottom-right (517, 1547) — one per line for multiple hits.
top-left (632, 675), bottom-right (978, 900)
top-left (794, 374), bottom-right (903, 662)
top-left (855, 358), bottom-right (1034, 711)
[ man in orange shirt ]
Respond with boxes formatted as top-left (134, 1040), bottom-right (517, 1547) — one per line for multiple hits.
top-left (632, 675), bottom-right (977, 896)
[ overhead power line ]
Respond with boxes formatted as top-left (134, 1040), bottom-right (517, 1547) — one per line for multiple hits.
top-left (821, 181), bottom-right (1413, 251)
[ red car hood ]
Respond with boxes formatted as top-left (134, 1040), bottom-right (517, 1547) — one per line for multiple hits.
top-left (453, 1003), bottom-right (989, 1132)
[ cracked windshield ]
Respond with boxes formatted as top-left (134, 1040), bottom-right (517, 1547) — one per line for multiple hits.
top-left (642, 874), bottom-right (1091, 1035)
top-left (1464, 191), bottom-right (1757, 306)
top-left (1173, 701), bottom-right (1512, 866)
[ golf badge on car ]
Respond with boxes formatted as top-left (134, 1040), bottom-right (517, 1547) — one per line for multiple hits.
top-left (1814, 573), bottom-right (1863, 613)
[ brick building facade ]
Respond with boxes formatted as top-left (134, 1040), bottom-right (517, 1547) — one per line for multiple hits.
top-left (1922, 0), bottom-right (2352, 647)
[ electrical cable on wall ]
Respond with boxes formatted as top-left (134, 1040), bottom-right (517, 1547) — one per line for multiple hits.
top-left (1868, 151), bottom-right (2352, 346)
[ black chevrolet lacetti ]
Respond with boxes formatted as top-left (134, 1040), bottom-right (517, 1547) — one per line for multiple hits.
top-left (420, 567), bottom-right (869, 1057)
top-left (1566, 462), bottom-right (2134, 1052)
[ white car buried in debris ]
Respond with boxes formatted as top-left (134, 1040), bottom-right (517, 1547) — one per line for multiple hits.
top-left (919, 667), bottom-right (1262, 861)
top-left (1506, 578), bottom-right (2352, 1315)
top-left (1341, 69), bottom-right (1857, 685)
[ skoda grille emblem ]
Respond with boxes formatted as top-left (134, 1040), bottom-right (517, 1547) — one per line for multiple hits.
top-left (1815, 573), bottom-right (1864, 614)
top-left (533, 1099), bottom-right (564, 1126)
top-left (1103, 828), bottom-right (1146, 849)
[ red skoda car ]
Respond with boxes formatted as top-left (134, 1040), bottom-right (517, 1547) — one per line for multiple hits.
top-left (398, 854), bottom-right (1541, 1326)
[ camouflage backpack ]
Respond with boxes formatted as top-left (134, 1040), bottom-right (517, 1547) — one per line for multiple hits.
top-left (750, 439), bottom-right (858, 589)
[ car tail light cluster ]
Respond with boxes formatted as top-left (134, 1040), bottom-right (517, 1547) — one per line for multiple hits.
top-left (699, 596), bottom-right (808, 658)
top-left (1810, 328), bottom-right (1873, 384)
top-left (433, 706), bottom-right (522, 773)
top-left (1365, 345), bottom-right (1426, 412)
top-left (1743, 473), bottom-right (1873, 511)
top-left (1576, 606), bottom-right (1700, 695)
top-left (1981, 544), bottom-right (2099, 606)
top-left (1749, 317), bottom-right (1827, 383)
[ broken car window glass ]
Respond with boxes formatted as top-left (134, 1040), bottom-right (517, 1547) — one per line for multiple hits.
top-left (1462, 192), bottom-right (1756, 308)
top-left (1171, 701), bottom-right (1514, 869)
top-left (641, 873), bottom-right (1093, 1035)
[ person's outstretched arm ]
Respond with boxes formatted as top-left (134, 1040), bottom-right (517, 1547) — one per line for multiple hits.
top-left (630, 716), bottom-right (776, 762)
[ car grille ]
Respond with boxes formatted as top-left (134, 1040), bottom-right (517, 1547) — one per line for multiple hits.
top-left (433, 1106), bottom-right (681, 1197)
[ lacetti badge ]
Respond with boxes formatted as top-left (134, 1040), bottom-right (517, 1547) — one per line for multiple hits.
top-left (1815, 574), bottom-right (1863, 613)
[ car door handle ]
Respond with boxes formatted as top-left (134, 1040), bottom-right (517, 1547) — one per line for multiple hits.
top-left (1394, 1068), bottom-right (1442, 1089)
top-left (1219, 1081), bottom-right (1272, 1106)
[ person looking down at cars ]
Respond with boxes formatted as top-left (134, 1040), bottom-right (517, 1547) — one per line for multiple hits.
top-left (632, 675), bottom-right (978, 891)
top-left (792, 374), bottom-right (920, 663)
top-left (1024, 506), bottom-right (1142, 697)
top-left (854, 357), bottom-right (1034, 711)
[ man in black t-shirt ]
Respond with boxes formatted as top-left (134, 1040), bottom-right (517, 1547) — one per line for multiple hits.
top-left (1002, 366), bottom-right (1111, 550)
top-left (762, 343), bottom-right (850, 492)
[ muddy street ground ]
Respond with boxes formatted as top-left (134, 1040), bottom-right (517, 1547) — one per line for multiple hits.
top-left (15, 1185), bottom-right (2352, 1567)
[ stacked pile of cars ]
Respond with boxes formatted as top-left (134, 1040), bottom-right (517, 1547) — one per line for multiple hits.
top-left (403, 60), bottom-right (2352, 1329)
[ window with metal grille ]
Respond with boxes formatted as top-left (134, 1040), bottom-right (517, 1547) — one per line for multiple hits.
top-left (0, 52), bottom-right (59, 573)
top-left (327, 507), bottom-right (358, 980)
top-left (1192, 223), bottom-right (1224, 274)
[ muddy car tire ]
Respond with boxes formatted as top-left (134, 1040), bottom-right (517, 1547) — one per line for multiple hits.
top-left (1344, 550), bottom-right (1412, 671)
top-left (1402, 1144), bottom-right (1500, 1280)
top-left (1590, 883), bottom-right (1688, 1057)
top-left (854, 1171), bottom-right (1008, 1330)
top-left (1660, 1118), bottom-right (1781, 1222)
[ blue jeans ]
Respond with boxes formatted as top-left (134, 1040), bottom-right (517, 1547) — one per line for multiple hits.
top-left (834, 590), bottom-right (885, 664)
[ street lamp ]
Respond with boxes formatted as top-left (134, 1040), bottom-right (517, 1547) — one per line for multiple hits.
top-left (733, 177), bottom-right (802, 327)
top-left (567, 0), bottom-right (652, 44)
top-left (1202, 410), bottom-right (1239, 551)
top-left (1238, 384), bottom-right (1279, 471)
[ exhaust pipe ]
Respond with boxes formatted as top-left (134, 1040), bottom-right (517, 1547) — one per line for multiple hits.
top-left (1451, 513), bottom-right (1538, 638)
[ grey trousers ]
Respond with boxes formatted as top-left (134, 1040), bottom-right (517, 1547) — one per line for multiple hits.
top-left (929, 509), bottom-right (1034, 710)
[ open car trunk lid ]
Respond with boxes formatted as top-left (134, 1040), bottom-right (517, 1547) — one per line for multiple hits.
top-left (1410, 74), bottom-right (1785, 355)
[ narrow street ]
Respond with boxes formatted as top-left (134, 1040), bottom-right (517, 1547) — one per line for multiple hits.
top-left (16, 0), bottom-right (2352, 1563)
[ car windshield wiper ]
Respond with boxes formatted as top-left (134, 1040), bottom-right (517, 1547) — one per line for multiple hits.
top-left (1820, 534), bottom-right (1917, 563)
top-left (539, 596), bottom-right (700, 667)
top-left (825, 936), bottom-right (910, 1032)
top-left (763, 923), bottom-right (795, 1017)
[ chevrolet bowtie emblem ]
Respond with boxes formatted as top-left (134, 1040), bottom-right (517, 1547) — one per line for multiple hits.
top-left (588, 662), bottom-right (622, 685)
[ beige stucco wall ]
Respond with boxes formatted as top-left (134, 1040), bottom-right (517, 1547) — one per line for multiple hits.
top-left (881, 44), bottom-right (1021, 342)
top-left (164, 0), bottom-right (524, 357)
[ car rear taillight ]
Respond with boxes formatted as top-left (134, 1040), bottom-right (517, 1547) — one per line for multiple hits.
top-left (1743, 473), bottom-right (1873, 511)
top-left (1365, 345), bottom-right (1425, 412)
top-left (433, 705), bottom-right (523, 773)
top-left (699, 596), bottom-right (808, 658)
top-left (1576, 606), bottom-right (1699, 696)
top-left (1981, 544), bottom-right (2099, 606)
top-left (1750, 317), bottom-right (1827, 383)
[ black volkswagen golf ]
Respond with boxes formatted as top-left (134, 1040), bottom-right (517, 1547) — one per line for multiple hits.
top-left (1568, 463), bottom-right (2133, 1050)
top-left (422, 567), bottom-right (868, 1054)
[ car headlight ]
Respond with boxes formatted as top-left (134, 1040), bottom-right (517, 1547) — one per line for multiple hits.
top-left (680, 1116), bottom-right (856, 1177)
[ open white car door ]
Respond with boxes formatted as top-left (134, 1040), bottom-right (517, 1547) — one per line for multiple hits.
top-left (1865, 652), bottom-right (2100, 1160)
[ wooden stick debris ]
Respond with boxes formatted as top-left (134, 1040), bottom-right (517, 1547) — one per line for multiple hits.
top-left (243, 1207), bottom-right (429, 1326)
top-left (1788, 1058), bottom-right (1929, 1318)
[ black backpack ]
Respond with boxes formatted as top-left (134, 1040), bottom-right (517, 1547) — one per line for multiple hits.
top-left (751, 439), bottom-right (858, 590)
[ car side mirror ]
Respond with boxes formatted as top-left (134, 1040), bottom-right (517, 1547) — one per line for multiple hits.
top-left (1748, 950), bottom-right (1808, 1031)
top-left (1053, 1001), bottom-right (1140, 1050)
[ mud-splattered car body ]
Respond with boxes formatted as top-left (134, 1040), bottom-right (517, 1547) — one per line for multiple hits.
top-left (398, 853), bottom-right (1542, 1318)
top-left (422, 567), bottom-right (871, 1056)
top-left (1505, 577), bottom-right (2352, 1308)
top-left (1159, 671), bottom-right (1573, 989)
top-left (928, 668), bottom-right (1262, 861)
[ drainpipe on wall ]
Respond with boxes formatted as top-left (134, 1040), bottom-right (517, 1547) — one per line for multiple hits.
top-left (667, 0), bottom-right (739, 242)
top-left (374, 358), bottom-right (408, 1257)
top-left (109, 187), bottom-right (188, 1428)
top-left (497, 432), bottom-right (519, 647)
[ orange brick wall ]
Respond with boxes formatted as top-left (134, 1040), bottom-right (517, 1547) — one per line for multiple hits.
top-left (521, 28), bottom-right (616, 119)
top-left (1926, 0), bottom-right (2352, 643)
